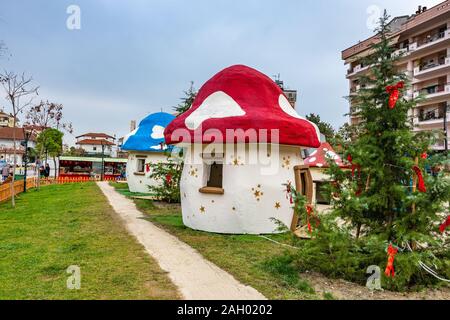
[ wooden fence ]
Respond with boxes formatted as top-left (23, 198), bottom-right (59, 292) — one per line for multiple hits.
top-left (0, 177), bottom-right (37, 203)
top-left (0, 176), bottom-right (126, 203)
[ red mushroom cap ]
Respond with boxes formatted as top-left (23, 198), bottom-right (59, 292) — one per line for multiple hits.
top-left (304, 142), bottom-right (347, 168)
top-left (164, 65), bottom-right (321, 148)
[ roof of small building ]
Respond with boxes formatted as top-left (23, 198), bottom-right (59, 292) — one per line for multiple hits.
top-left (304, 142), bottom-right (347, 168)
top-left (164, 65), bottom-right (321, 148)
top-left (0, 127), bottom-right (37, 141)
top-left (76, 132), bottom-right (115, 139)
top-left (121, 112), bottom-right (175, 152)
top-left (76, 139), bottom-right (115, 146)
top-left (59, 156), bottom-right (127, 163)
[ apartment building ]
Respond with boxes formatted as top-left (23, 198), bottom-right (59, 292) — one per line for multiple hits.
top-left (75, 132), bottom-right (116, 156)
top-left (342, 2), bottom-right (450, 151)
top-left (274, 78), bottom-right (298, 108)
top-left (0, 110), bottom-right (16, 128)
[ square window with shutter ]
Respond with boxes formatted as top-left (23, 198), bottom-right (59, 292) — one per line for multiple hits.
top-left (199, 153), bottom-right (224, 195)
top-left (136, 158), bottom-right (145, 174)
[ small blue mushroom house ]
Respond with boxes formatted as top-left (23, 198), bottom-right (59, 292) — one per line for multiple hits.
top-left (122, 112), bottom-right (175, 193)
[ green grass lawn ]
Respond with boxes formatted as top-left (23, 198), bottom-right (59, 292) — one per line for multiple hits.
top-left (111, 182), bottom-right (155, 198)
top-left (0, 183), bottom-right (179, 300)
top-left (110, 182), bottom-right (318, 300)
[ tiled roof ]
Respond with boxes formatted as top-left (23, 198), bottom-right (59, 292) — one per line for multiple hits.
top-left (76, 139), bottom-right (115, 146)
top-left (0, 127), bottom-right (37, 141)
top-left (76, 133), bottom-right (115, 139)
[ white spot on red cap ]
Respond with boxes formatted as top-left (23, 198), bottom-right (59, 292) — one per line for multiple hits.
top-left (185, 91), bottom-right (246, 130)
top-left (278, 94), bottom-right (321, 142)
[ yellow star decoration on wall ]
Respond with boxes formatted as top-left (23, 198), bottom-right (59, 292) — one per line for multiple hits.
top-left (231, 156), bottom-right (244, 166)
top-left (189, 166), bottom-right (198, 178)
top-left (282, 156), bottom-right (291, 170)
top-left (251, 185), bottom-right (264, 201)
top-left (199, 206), bottom-right (206, 214)
top-left (275, 202), bottom-right (281, 210)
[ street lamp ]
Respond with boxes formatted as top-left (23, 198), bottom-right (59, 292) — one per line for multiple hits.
top-left (21, 126), bottom-right (33, 193)
top-left (101, 140), bottom-right (105, 181)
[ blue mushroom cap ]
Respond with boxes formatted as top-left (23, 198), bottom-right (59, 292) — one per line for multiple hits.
top-left (121, 112), bottom-right (176, 152)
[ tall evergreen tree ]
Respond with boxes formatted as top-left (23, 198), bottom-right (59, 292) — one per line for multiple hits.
top-left (173, 81), bottom-right (197, 115)
top-left (335, 11), bottom-right (446, 242)
top-left (306, 113), bottom-right (335, 142)
top-left (295, 12), bottom-right (450, 290)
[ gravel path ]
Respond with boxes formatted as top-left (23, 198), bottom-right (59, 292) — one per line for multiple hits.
top-left (97, 182), bottom-right (266, 300)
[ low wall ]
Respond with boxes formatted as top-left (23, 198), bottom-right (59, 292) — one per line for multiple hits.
top-left (0, 177), bottom-right (127, 202)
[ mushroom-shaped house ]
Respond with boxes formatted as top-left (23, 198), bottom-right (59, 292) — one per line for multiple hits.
top-left (122, 112), bottom-right (175, 193)
top-left (164, 65), bottom-right (321, 234)
top-left (304, 142), bottom-right (347, 204)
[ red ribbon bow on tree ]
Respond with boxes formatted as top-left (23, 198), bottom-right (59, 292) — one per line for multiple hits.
top-left (440, 216), bottom-right (450, 233)
top-left (145, 163), bottom-right (151, 173)
top-left (347, 154), bottom-right (361, 178)
top-left (412, 165), bottom-right (426, 193)
top-left (306, 205), bottom-right (314, 234)
top-left (165, 174), bottom-right (172, 185)
top-left (386, 81), bottom-right (404, 109)
top-left (305, 205), bottom-right (320, 234)
top-left (385, 244), bottom-right (399, 278)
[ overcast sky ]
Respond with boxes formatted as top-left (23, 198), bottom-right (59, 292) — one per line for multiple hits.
top-left (0, 0), bottom-right (443, 145)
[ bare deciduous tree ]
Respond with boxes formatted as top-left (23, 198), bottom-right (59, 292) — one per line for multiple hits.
top-left (0, 71), bottom-right (39, 207)
top-left (0, 41), bottom-right (7, 58)
top-left (25, 100), bottom-right (73, 133)
top-left (25, 100), bottom-right (73, 187)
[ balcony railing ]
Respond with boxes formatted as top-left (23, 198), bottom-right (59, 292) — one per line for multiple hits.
top-left (413, 57), bottom-right (450, 77)
top-left (408, 29), bottom-right (450, 52)
top-left (419, 110), bottom-right (445, 122)
top-left (420, 30), bottom-right (447, 46)
top-left (413, 83), bottom-right (450, 98)
top-left (347, 64), bottom-right (370, 77)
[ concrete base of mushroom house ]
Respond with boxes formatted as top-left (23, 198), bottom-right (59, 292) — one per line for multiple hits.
top-left (180, 144), bottom-right (305, 234)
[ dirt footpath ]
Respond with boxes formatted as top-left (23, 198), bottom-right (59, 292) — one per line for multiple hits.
top-left (97, 181), bottom-right (266, 300)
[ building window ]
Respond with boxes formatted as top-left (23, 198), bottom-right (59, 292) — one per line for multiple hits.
top-left (206, 162), bottom-right (223, 188)
top-left (136, 158), bottom-right (145, 174)
top-left (199, 153), bottom-right (224, 194)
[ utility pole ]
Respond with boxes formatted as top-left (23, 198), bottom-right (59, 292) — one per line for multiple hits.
top-left (22, 135), bottom-right (28, 192)
top-left (101, 141), bottom-right (105, 181)
top-left (21, 128), bottom-right (32, 193)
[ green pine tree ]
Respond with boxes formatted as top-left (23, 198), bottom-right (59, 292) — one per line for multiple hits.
top-left (293, 11), bottom-right (450, 291)
top-left (306, 113), bottom-right (335, 142)
top-left (336, 11), bottom-right (447, 242)
top-left (173, 81), bottom-right (197, 115)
